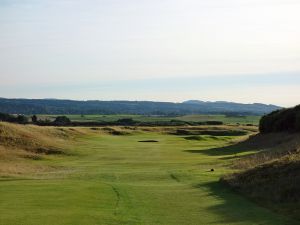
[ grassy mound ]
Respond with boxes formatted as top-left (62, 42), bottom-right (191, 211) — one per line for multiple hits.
top-left (0, 122), bottom-right (78, 175)
top-left (100, 127), bottom-right (132, 135)
top-left (0, 122), bottom-right (76, 153)
top-left (184, 135), bottom-right (230, 141)
top-left (222, 132), bottom-right (300, 221)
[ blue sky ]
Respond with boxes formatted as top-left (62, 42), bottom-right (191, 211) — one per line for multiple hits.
top-left (0, 0), bottom-right (300, 106)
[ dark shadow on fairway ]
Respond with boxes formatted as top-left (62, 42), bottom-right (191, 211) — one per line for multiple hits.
top-left (194, 181), bottom-right (298, 225)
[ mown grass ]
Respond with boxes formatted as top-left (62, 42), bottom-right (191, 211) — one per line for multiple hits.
top-left (0, 123), bottom-right (297, 225)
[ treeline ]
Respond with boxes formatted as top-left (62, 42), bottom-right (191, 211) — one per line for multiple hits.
top-left (0, 112), bottom-right (28, 124)
top-left (0, 113), bottom-right (73, 125)
top-left (0, 113), bottom-right (223, 127)
top-left (37, 117), bottom-right (224, 127)
top-left (259, 105), bottom-right (300, 133)
top-left (0, 98), bottom-right (280, 116)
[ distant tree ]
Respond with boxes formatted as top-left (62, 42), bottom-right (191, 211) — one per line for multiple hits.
top-left (53, 116), bottom-right (71, 125)
top-left (31, 115), bottom-right (37, 123)
top-left (0, 112), bottom-right (14, 122)
top-left (17, 115), bottom-right (28, 124)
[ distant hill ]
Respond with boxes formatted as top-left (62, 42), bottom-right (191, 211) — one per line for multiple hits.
top-left (0, 98), bottom-right (281, 115)
top-left (183, 100), bottom-right (280, 115)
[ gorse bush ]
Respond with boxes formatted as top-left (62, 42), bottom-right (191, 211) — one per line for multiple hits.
top-left (53, 116), bottom-right (71, 125)
top-left (259, 105), bottom-right (300, 133)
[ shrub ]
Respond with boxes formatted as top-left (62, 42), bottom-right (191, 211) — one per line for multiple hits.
top-left (259, 105), bottom-right (300, 133)
top-left (31, 115), bottom-right (38, 123)
top-left (17, 115), bottom-right (28, 124)
top-left (53, 116), bottom-right (71, 125)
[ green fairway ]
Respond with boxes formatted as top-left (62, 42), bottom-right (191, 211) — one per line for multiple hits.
top-left (0, 131), bottom-right (296, 225)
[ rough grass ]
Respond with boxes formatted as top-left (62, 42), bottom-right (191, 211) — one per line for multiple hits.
top-left (232, 133), bottom-right (300, 169)
top-left (0, 122), bottom-right (75, 150)
top-left (0, 122), bottom-right (82, 175)
top-left (222, 132), bottom-right (300, 221)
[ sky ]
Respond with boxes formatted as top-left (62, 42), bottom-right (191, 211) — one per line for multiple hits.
top-left (0, 0), bottom-right (299, 107)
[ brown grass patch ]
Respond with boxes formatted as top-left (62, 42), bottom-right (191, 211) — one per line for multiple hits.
top-left (0, 122), bottom-right (80, 175)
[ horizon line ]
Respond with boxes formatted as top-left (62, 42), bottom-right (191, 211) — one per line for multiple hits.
top-left (0, 96), bottom-right (284, 107)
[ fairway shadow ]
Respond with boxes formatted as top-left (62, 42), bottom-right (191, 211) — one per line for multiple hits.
top-left (194, 181), bottom-right (297, 225)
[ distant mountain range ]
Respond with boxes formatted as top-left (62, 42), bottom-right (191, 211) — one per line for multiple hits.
top-left (0, 98), bottom-right (281, 116)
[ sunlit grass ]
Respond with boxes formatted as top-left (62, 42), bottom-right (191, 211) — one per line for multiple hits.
top-left (0, 124), bottom-right (297, 225)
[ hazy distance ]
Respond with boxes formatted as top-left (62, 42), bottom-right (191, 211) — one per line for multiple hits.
top-left (0, 0), bottom-right (299, 106)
